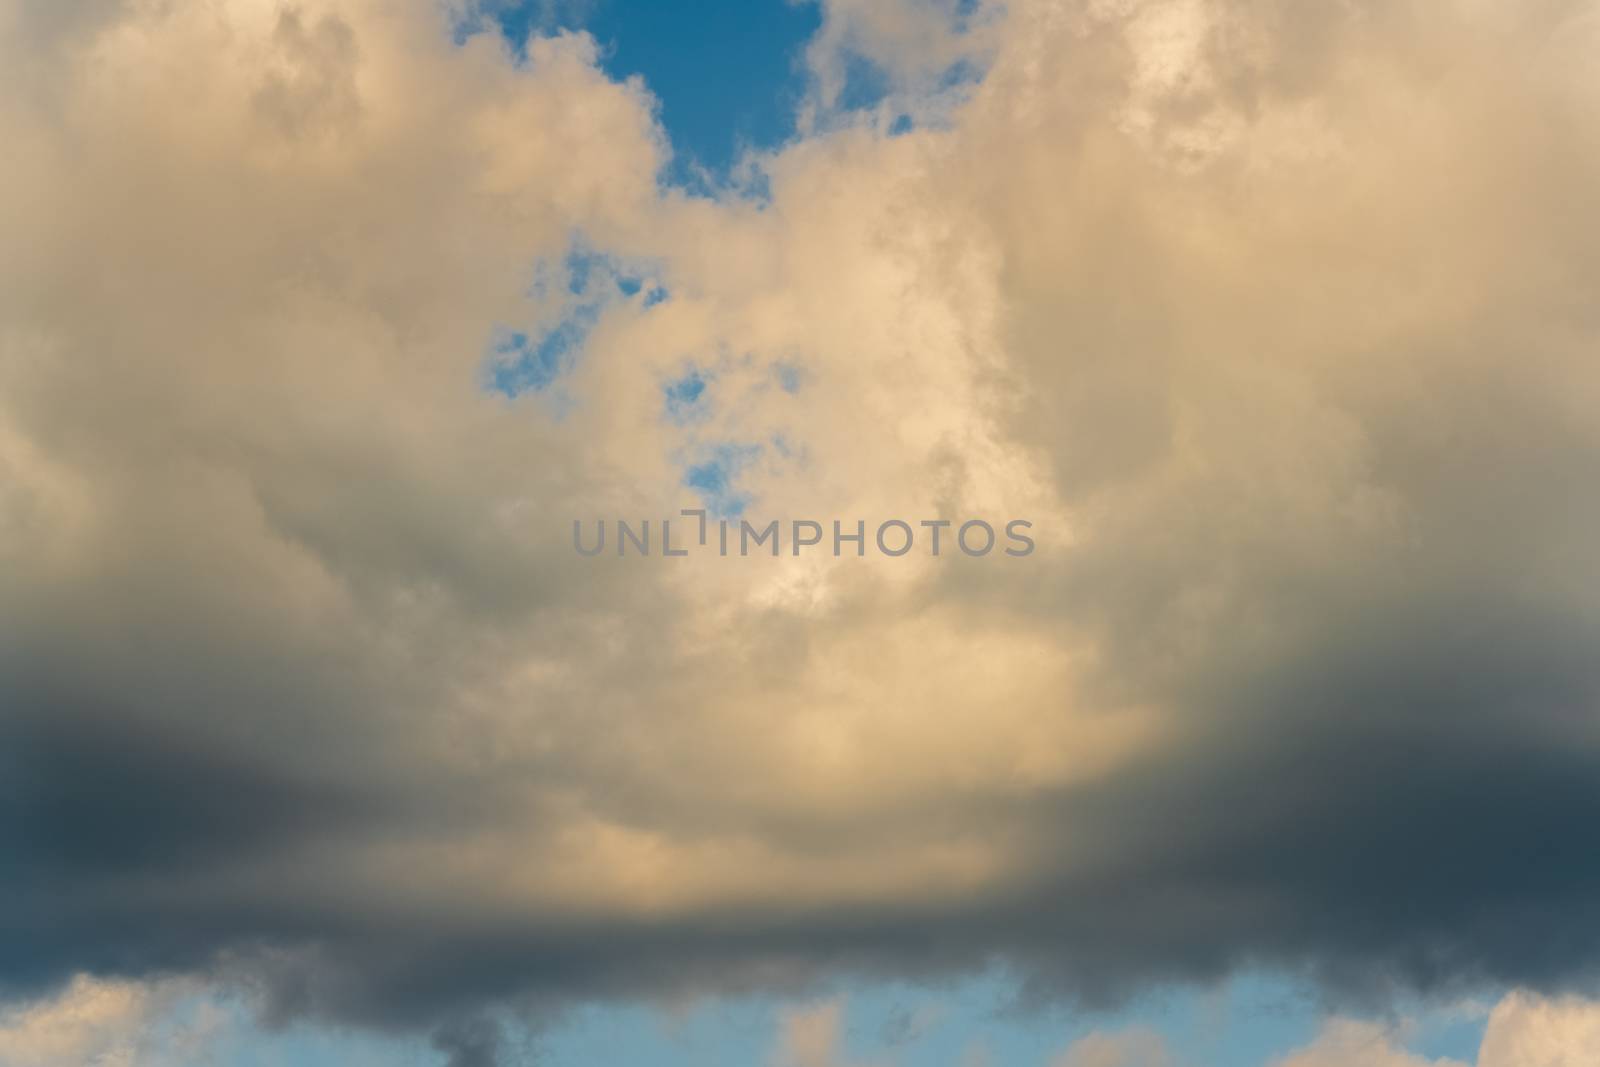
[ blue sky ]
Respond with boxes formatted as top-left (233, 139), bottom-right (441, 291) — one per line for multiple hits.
top-left (491, 0), bottom-right (822, 179)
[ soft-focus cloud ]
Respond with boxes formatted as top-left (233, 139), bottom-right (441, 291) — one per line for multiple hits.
top-left (772, 998), bottom-right (882, 1067)
top-left (5, 0), bottom-right (1600, 1060)
top-left (1270, 1020), bottom-right (1467, 1067)
top-left (1051, 1027), bottom-right (1171, 1067)
top-left (0, 976), bottom-right (220, 1067)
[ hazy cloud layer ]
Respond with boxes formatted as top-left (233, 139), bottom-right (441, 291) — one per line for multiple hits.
top-left (4, 0), bottom-right (1600, 1054)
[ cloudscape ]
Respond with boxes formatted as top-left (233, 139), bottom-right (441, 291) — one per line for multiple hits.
top-left (4, 1), bottom-right (1600, 1064)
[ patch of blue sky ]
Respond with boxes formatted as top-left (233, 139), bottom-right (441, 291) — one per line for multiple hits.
top-left (1414, 1011), bottom-right (1493, 1063)
top-left (726, 163), bottom-right (775, 207)
top-left (900, 56), bottom-right (990, 133)
top-left (562, 241), bottom-right (598, 294)
top-left (584, 242), bottom-right (665, 301)
top-left (837, 50), bottom-right (894, 112)
top-left (773, 360), bottom-right (804, 394)
top-left (827, 969), bottom-right (1327, 1067)
top-left (826, 51), bottom-right (987, 137)
top-left (536, 995), bottom-right (776, 1067)
top-left (610, 270), bottom-right (670, 308)
top-left (533, 239), bottom-right (659, 303)
top-left (484, 318), bottom-right (589, 397)
top-left (663, 367), bottom-right (710, 424)
top-left (682, 442), bottom-right (762, 518)
top-left (481, 0), bottom-right (822, 183)
top-left (515, 968), bottom-right (1341, 1067)
top-left (952, 0), bottom-right (994, 36)
top-left (454, 2), bottom-right (1003, 188)
top-left (940, 55), bottom-right (985, 92)
top-left (484, 236), bottom-right (664, 399)
top-left (1381, 985), bottom-right (1493, 1064)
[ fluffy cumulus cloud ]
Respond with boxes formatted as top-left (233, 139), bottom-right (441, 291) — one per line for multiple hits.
top-left (1270, 992), bottom-right (1600, 1067)
top-left (1475, 994), bottom-right (1600, 1067)
top-left (5, 0), bottom-right (1600, 1060)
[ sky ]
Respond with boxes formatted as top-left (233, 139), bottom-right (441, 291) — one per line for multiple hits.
top-left (484, 0), bottom-right (824, 179)
top-left (4, 0), bottom-right (1600, 1065)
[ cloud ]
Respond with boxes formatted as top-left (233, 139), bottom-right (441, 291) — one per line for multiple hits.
top-left (1272, 991), bottom-right (1600, 1067)
top-left (0, 976), bottom-right (220, 1067)
top-left (1270, 1021), bottom-right (1467, 1067)
top-left (1477, 993), bottom-right (1600, 1067)
top-left (1051, 1028), bottom-right (1171, 1067)
top-left (772, 998), bottom-right (880, 1067)
top-left (431, 1016), bottom-right (508, 1067)
top-left (798, 0), bottom-right (1000, 133)
top-left (4, 0), bottom-right (1600, 1059)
